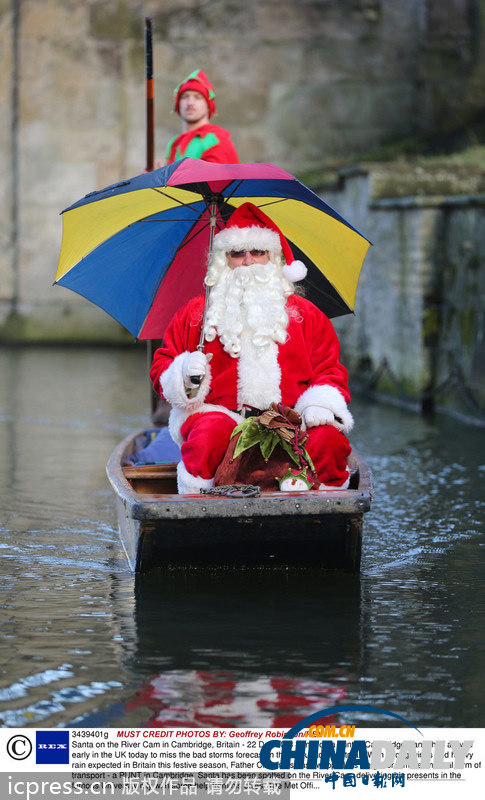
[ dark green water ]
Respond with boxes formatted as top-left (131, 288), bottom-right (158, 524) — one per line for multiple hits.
top-left (0, 346), bottom-right (483, 728)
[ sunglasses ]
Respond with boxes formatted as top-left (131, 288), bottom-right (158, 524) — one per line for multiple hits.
top-left (229, 249), bottom-right (268, 259)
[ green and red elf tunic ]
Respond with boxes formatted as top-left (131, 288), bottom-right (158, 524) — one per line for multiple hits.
top-left (166, 123), bottom-right (239, 165)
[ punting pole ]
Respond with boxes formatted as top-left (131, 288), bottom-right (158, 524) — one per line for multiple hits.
top-left (144, 17), bottom-right (158, 417)
top-left (145, 17), bottom-right (154, 173)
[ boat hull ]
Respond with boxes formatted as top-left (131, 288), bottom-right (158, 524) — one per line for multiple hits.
top-left (107, 429), bottom-right (373, 573)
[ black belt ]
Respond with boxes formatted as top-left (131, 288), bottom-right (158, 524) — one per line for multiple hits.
top-left (232, 406), bottom-right (264, 419)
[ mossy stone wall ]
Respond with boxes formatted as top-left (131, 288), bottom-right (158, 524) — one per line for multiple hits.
top-left (330, 166), bottom-right (485, 419)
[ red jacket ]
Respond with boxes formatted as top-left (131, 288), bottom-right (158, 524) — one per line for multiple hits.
top-left (165, 123), bottom-right (239, 165)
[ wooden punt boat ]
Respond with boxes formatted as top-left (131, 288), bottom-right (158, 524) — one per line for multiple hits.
top-left (107, 427), bottom-right (373, 574)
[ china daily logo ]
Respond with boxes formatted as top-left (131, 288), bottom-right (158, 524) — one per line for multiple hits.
top-left (259, 705), bottom-right (474, 771)
top-left (36, 731), bottom-right (69, 765)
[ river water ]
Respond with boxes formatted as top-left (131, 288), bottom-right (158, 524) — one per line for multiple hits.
top-left (0, 346), bottom-right (483, 729)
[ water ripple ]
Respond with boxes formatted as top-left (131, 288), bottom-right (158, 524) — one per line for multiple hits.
top-left (0, 665), bottom-right (74, 701)
top-left (0, 679), bottom-right (124, 727)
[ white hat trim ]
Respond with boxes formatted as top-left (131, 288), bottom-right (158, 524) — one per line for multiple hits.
top-left (212, 225), bottom-right (280, 253)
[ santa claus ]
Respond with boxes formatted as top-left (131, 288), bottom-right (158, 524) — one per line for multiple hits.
top-left (150, 203), bottom-right (354, 494)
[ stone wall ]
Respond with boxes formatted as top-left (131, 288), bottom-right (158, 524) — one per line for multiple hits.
top-left (0, 0), bottom-right (484, 419)
top-left (434, 199), bottom-right (484, 419)
top-left (329, 165), bottom-right (485, 421)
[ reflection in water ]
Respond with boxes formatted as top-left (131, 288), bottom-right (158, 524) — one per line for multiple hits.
top-left (117, 571), bottom-right (360, 728)
top-left (123, 671), bottom-right (346, 729)
top-left (0, 346), bottom-right (484, 728)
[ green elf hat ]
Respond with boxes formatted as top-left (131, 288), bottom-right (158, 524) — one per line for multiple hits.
top-left (174, 69), bottom-right (217, 117)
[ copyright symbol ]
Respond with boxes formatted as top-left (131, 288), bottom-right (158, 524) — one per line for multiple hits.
top-left (7, 735), bottom-right (32, 760)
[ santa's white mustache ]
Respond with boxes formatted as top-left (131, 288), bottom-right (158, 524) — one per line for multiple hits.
top-left (231, 262), bottom-right (274, 285)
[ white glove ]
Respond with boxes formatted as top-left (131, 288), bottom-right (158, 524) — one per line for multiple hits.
top-left (182, 351), bottom-right (208, 387)
top-left (301, 405), bottom-right (335, 429)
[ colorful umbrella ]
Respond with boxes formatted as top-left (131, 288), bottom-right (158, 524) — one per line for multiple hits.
top-left (55, 158), bottom-right (371, 340)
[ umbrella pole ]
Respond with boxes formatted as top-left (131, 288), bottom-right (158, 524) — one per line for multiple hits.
top-left (197, 202), bottom-right (217, 352)
top-left (144, 17), bottom-right (158, 418)
top-left (187, 203), bottom-right (217, 387)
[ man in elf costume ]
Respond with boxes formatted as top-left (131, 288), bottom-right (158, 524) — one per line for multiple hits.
top-left (150, 203), bottom-right (354, 494)
top-left (165, 69), bottom-right (239, 165)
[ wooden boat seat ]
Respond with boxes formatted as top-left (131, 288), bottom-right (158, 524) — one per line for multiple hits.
top-left (122, 460), bottom-right (360, 496)
top-left (122, 462), bottom-right (178, 495)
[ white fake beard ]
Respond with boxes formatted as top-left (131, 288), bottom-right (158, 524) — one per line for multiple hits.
top-left (203, 259), bottom-right (295, 410)
top-left (203, 260), bottom-right (292, 358)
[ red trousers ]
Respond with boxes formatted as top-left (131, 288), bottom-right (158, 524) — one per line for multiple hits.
top-left (179, 411), bottom-right (351, 487)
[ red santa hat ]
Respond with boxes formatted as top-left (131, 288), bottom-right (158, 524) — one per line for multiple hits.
top-left (212, 202), bottom-right (308, 283)
top-left (173, 69), bottom-right (217, 118)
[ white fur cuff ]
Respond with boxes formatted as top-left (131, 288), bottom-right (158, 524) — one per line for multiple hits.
top-left (295, 384), bottom-right (354, 434)
top-left (160, 351), bottom-right (211, 411)
top-left (177, 461), bottom-right (214, 495)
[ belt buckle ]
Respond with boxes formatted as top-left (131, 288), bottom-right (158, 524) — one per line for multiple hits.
top-left (242, 406), bottom-right (261, 419)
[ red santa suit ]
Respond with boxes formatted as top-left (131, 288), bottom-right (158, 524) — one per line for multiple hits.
top-left (150, 294), bottom-right (353, 493)
top-left (151, 201), bottom-right (354, 494)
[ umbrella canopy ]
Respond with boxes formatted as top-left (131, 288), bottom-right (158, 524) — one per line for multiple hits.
top-left (55, 158), bottom-right (371, 340)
